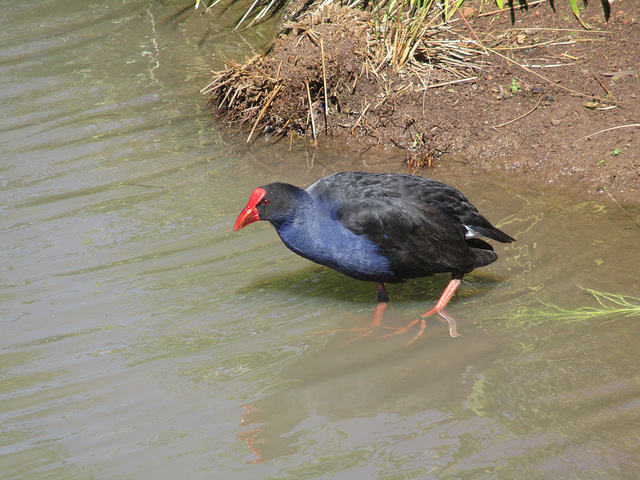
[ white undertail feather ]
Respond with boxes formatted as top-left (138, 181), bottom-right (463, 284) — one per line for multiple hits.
top-left (464, 226), bottom-right (482, 239)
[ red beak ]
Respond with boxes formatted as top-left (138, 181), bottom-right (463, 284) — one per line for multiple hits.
top-left (233, 188), bottom-right (266, 231)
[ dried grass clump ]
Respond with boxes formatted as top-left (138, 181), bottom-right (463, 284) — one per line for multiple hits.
top-left (201, 55), bottom-right (285, 142)
top-left (201, 5), bottom-right (487, 144)
top-left (201, 0), bottom-right (614, 148)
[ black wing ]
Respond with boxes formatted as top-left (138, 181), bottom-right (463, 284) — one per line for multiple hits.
top-left (308, 172), bottom-right (512, 278)
top-left (336, 197), bottom-right (480, 277)
top-left (309, 172), bottom-right (515, 243)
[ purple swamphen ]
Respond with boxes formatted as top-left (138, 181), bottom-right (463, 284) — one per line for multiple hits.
top-left (234, 171), bottom-right (515, 340)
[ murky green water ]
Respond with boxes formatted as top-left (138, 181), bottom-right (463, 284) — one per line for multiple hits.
top-left (2, 1), bottom-right (639, 479)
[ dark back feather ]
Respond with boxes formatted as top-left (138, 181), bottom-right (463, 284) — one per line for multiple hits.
top-left (307, 172), bottom-right (513, 279)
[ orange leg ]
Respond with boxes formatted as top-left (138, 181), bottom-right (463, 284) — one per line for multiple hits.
top-left (382, 278), bottom-right (462, 343)
top-left (316, 283), bottom-right (389, 344)
top-left (339, 301), bottom-right (387, 345)
top-left (370, 300), bottom-right (388, 328)
top-left (420, 278), bottom-right (461, 317)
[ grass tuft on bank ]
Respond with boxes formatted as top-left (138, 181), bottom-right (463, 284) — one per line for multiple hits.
top-left (195, 0), bottom-right (611, 31)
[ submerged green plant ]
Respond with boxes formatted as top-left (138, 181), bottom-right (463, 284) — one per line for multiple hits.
top-left (499, 287), bottom-right (640, 329)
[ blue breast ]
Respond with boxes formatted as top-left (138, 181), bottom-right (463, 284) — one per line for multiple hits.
top-left (273, 201), bottom-right (396, 282)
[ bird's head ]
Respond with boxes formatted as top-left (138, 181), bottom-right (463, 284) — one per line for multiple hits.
top-left (233, 183), bottom-right (304, 231)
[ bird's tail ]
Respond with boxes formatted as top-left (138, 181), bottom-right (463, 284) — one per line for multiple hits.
top-left (472, 226), bottom-right (516, 243)
top-left (467, 238), bottom-right (498, 268)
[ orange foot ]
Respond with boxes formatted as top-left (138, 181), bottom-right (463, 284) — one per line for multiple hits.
top-left (316, 302), bottom-right (388, 345)
top-left (381, 309), bottom-right (460, 344)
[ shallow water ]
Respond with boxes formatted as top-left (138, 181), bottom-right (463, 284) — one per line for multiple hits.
top-left (2, 1), bottom-right (639, 479)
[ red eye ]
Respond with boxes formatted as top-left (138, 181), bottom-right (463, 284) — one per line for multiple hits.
top-left (261, 199), bottom-right (269, 205)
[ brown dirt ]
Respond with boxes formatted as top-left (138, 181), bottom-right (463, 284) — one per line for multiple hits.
top-left (205, 1), bottom-right (640, 204)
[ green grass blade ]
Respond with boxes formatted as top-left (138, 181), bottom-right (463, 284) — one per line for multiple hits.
top-left (496, 286), bottom-right (640, 330)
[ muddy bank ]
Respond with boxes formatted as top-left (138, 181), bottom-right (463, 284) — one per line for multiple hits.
top-left (204, 1), bottom-right (640, 205)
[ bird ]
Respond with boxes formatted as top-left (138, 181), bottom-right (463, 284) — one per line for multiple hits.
top-left (234, 171), bottom-right (515, 340)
